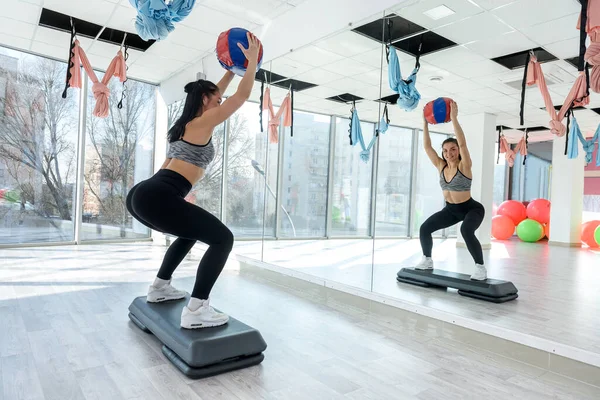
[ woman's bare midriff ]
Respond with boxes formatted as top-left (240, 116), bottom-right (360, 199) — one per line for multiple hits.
top-left (443, 190), bottom-right (471, 204)
top-left (164, 159), bottom-right (205, 186)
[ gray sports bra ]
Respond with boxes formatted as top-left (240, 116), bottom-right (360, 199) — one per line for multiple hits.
top-left (167, 138), bottom-right (215, 169)
top-left (439, 165), bottom-right (472, 192)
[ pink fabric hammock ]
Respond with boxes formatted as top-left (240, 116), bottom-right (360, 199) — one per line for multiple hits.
top-left (578, 0), bottom-right (600, 42)
top-left (580, 0), bottom-right (600, 92)
top-left (585, 43), bottom-right (600, 93)
top-left (262, 87), bottom-right (292, 144)
top-left (499, 134), bottom-right (528, 167)
top-left (525, 55), bottom-right (589, 137)
top-left (66, 40), bottom-right (127, 118)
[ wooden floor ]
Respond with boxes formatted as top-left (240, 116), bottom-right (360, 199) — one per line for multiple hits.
top-left (1, 243), bottom-right (599, 400)
top-left (237, 237), bottom-right (600, 366)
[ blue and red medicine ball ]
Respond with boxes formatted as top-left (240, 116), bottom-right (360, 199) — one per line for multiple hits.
top-left (424, 97), bottom-right (454, 124)
top-left (216, 27), bottom-right (264, 76)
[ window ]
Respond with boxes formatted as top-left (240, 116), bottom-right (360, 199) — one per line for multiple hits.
top-left (583, 146), bottom-right (600, 222)
top-left (331, 117), bottom-right (374, 236)
top-left (82, 76), bottom-right (156, 240)
top-left (0, 47), bottom-right (79, 244)
top-left (510, 142), bottom-right (552, 201)
top-left (413, 130), bottom-right (448, 236)
top-left (278, 111), bottom-right (330, 237)
top-left (493, 144), bottom-right (507, 208)
top-left (375, 126), bottom-right (413, 236)
top-left (224, 102), bottom-right (270, 237)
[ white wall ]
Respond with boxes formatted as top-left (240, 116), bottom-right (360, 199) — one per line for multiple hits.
top-left (456, 112), bottom-right (497, 250)
top-left (159, 0), bottom-right (414, 104)
top-left (548, 133), bottom-right (585, 245)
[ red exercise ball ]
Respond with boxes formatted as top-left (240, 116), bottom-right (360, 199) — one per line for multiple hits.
top-left (526, 199), bottom-right (551, 225)
top-left (544, 223), bottom-right (550, 239)
top-left (581, 220), bottom-right (600, 248)
top-left (497, 200), bottom-right (527, 226)
top-left (492, 215), bottom-right (515, 240)
top-left (424, 97), bottom-right (453, 125)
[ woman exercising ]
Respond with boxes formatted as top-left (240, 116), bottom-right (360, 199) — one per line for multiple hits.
top-left (416, 101), bottom-right (487, 281)
top-left (126, 33), bottom-right (261, 329)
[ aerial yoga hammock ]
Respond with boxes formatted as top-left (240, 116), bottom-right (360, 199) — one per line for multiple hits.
top-left (386, 19), bottom-right (422, 112)
top-left (579, 0), bottom-right (600, 93)
top-left (128, 0), bottom-right (196, 41)
top-left (497, 126), bottom-right (528, 167)
top-left (259, 72), bottom-right (293, 144)
top-left (566, 116), bottom-right (600, 166)
top-left (520, 0), bottom-right (591, 147)
top-left (348, 102), bottom-right (390, 163)
top-left (62, 19), bottom-right (128, 118)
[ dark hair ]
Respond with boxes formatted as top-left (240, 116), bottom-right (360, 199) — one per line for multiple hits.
top-left (167, 79), bottom-right (219, 142)
top-left (441, 137), bottom-right (461, 162)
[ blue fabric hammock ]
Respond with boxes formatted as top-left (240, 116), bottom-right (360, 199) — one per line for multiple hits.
top-left (567, 116), bottom-right (600, 166)
top-left (129, 0), bottom-right (196, 41)
top-left (349, 104), bottom-right (390, 163)
top-left (388, 47), bottom-right (421, 112)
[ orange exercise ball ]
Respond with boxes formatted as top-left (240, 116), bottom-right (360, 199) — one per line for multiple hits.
top-left (581, 220), bottom-right (600, 248)
top-left (526, 199), bottom-right (551, 225)
top-left (544, 223), bottom-right (550, 239)
top-left (491, 215), bottom-right (515, 240)
top-left (497, 200), bottom-right (527, 226)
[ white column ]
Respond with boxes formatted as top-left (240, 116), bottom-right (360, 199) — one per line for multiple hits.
top-left (456, 112), bottom-right (497, 250)
top-left (548, 133), bottom-right (585, 246)
top-left (150, 89), bottom-right (169, 246)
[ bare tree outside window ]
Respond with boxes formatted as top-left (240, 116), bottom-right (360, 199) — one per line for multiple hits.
top-left (82, 76), bottom-right (156, 240)
top-left (0, 52), bottom-right (78, 243)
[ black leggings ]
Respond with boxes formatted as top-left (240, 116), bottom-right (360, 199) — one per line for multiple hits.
top-left (126, 169), bottom-right (233, 299)
top-left (419, 198), bottom-right (485, 265)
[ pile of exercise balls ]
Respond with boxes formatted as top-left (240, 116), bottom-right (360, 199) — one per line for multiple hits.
top-left (492, 199), bottom-right (600, 247)
top-left (582, 220), bottom-right (600, 248)
top-left (492, 199), bottom-right (550, 242)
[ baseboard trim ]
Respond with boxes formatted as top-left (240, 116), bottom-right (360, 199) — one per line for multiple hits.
top-left (548, 241), bottom-right (582, 248)
top-left (237, 255), bottom-right (600, 388)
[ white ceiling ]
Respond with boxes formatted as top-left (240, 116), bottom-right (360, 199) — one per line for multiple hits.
top-left (1, 0), bottom-right (304, 83)
top-left (0, 0), bottom-right (597, 143)
top-left (241, 0), bottom-right (593, 143)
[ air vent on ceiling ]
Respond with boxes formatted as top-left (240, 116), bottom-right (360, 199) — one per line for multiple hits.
top-left (38, 8), bottom-right (154, 52)
top-left (492, 47), bottom-right (557, 70)
top-left (326, 93), bottom-right (364, 104)
top-left (502, 63), bottom-right (573, 90)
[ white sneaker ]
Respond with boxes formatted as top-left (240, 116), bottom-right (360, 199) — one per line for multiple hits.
top-left (146, 281), bottom-right (187, 303)
top-left (180, 299), bottom-right (229, 329)
top-left (470, 264), bottom-right (487, 281)
top-left (414, 256), bottom-right (434, 270)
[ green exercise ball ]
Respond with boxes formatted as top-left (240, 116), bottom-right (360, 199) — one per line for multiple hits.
top-left (595, 225), bottom-right (600, 247)
top-left (516, 219), bottom-right (544, 243)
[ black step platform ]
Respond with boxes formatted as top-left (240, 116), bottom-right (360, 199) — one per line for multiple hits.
top-left (396, 268), bottom-right (518, 303)
top-left (128, 295), bottom-right (267, 378)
